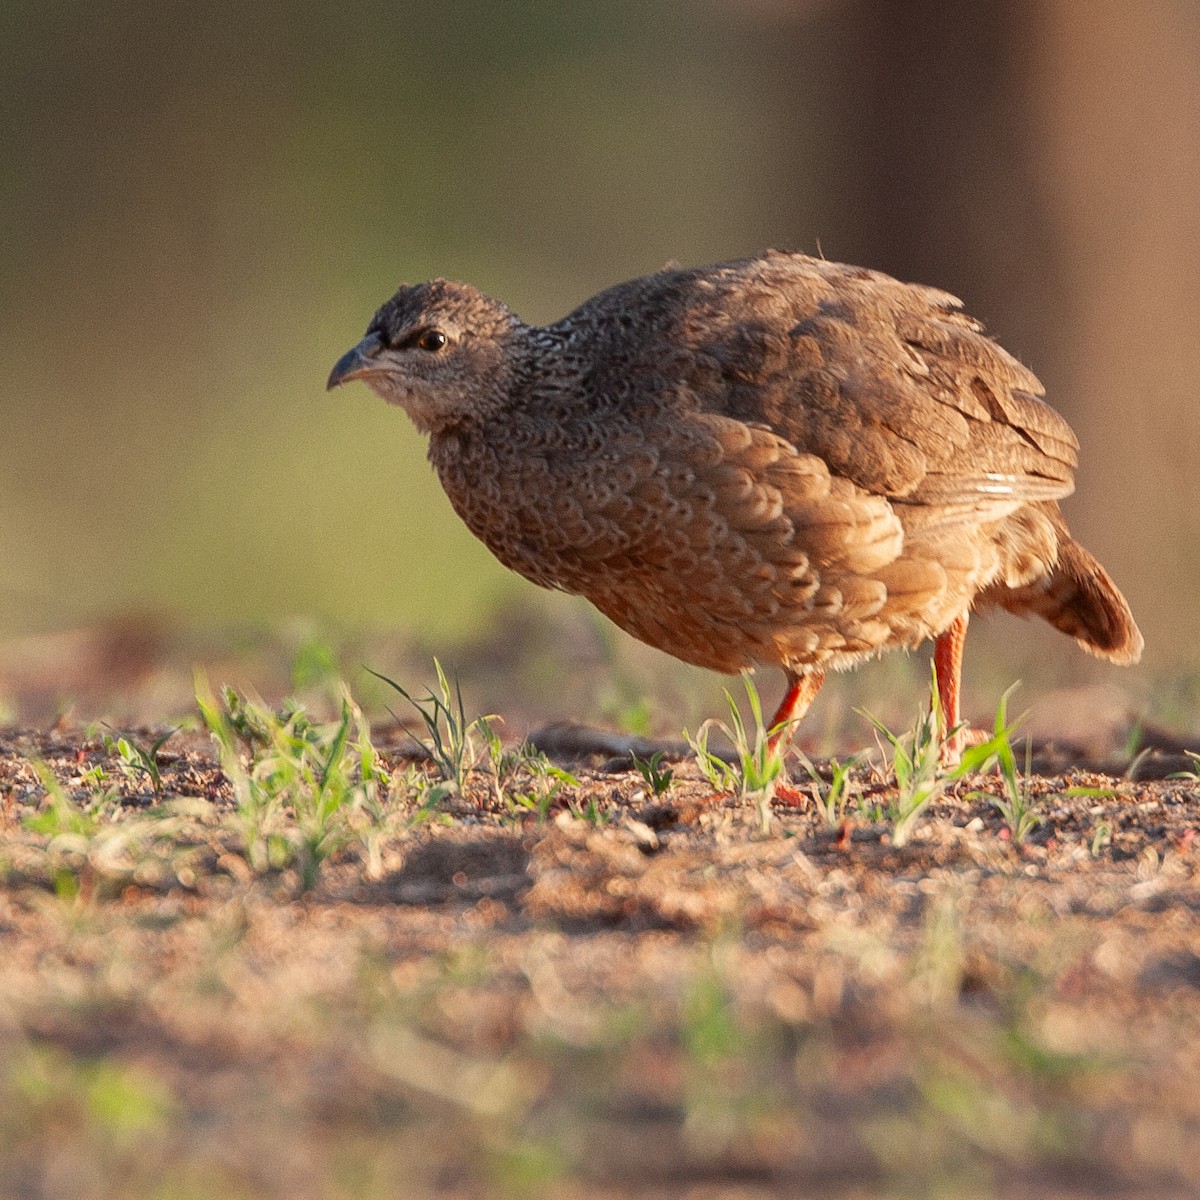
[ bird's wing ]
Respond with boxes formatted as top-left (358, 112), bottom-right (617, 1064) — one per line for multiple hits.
top-left (687, 255), bottom-right (1078, 525)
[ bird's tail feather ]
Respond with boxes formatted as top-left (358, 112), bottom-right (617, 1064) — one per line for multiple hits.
top-left (991, 535), bottom-right (1143, 664)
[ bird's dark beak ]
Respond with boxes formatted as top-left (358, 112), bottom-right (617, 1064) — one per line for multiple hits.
top-left (326, 331), bottom-right (386, 391)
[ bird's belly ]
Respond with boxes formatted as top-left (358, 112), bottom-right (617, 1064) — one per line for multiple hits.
top-left (516, 543), bottom-right (975, 678)
top-left (437, 440), bottom-right (1004, 678)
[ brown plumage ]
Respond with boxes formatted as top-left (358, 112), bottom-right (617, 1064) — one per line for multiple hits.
top-left (328, 251), bottom-right (1142, 757)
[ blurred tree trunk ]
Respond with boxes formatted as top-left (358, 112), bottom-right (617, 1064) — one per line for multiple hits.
top-left (768, 0), bottom-right (1200, 666)
top-left (1028, 0), bottom-right (1200, 665)
top-left (808, 0), bottom-right (1059, 367)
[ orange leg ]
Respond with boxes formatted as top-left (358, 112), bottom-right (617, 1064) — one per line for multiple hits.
top-left (933, 612), bottom-right (970, 765)
top-left (763, 668), bottom-right (826, 809)
top-left (766, 668), bottom-right (826, 756)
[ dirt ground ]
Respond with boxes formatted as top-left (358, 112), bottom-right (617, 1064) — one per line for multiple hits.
top-left (2, 692), bottom-right (1200, 1200)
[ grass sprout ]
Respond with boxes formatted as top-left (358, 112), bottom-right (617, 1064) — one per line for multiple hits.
top-left (196, 677), bottom-right (392, 888)
top-left (685, 674), bottom-right (789, 832)
top-left (101, 726), bottom-right (178, 796)
top-left (685, 722), bottom-right (740, 795)
top-left (567, 795), bottom-right (610, 826)
top-left (368, 660), bottom-right (495, 795)
top-left (491, 740), bottom-right (580, 823)
top-left (24, 761), bottom-right (110, 835)
top-left (1090, 821), bottom-right (1113, 856)
top-left (863, 672), bottom-right (1020, 846)
top-left (1168, 750), bottom-right (1200, 781)
top-left (631, 750), bottom-right (674, 797)
top-left (792, 751), bottom-right (862, 829)
top-left (978, 695), bottom-right (1043, 843)
top-left (21, 761), bottom-right (203, 899)
top-left (862, 702), bottom-right (945, 847)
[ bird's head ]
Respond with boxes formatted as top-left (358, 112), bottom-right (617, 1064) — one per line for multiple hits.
top-left (327, 279), bottom-right (523, 434)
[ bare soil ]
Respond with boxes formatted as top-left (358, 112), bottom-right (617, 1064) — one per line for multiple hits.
top-left (2, 714), bottom-right (1199, 1200)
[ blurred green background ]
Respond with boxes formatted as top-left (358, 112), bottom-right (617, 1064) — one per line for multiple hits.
top-left (2, 0), bottom-right (1198, 723)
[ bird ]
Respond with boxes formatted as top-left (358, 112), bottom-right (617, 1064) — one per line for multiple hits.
top-left (328, 250), bottom-right (1142, 762)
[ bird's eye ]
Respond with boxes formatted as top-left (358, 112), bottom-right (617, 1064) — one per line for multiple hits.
top-left (416, 329), bottom-right (448, 352)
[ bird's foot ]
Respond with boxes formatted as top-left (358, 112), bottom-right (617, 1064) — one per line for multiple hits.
top-left (938, 723), bottom-right (990, 771)
top-left (771, 778), bottom-right (809, 808)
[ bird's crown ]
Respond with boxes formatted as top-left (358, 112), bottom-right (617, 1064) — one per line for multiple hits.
top-left (368, 279), bottom-right (519, 347)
